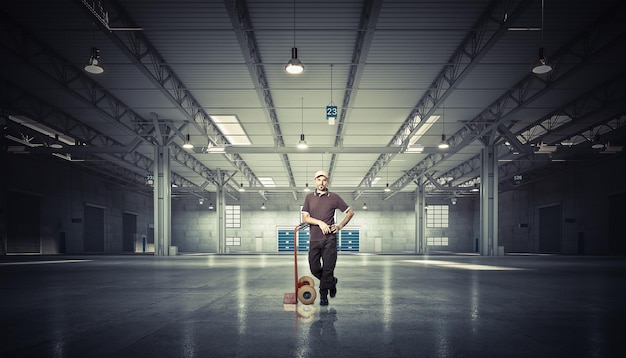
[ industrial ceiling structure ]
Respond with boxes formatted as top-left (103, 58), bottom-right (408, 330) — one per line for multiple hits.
top-left (1, 0), bottom-right (625, 203)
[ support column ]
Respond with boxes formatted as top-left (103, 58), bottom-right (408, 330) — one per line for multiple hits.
top-left (0, 114), bottom-right (7, 256)
top-left (479, 145), bottom-right (499, 255)
top-left (153, 145), bottom-right (172, 256)
top-left (215, 169), bottom-right (226, 254)
top-left (415, 185), bottom-right (425, 254)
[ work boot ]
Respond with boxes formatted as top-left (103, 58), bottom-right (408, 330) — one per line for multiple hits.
top-left (330, 278), bottom-right (338, 298)
top-left (319, 289), bottom-right (329, 306)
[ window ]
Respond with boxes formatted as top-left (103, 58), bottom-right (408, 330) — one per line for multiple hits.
top-left (226, 205), bottom-right (241, 228)
top-left (426, 237), bottom-right (449, 246)
top-left (426, 205), bottom-right (449, 228)
top-left (226, 237), bottom-right (241, 246)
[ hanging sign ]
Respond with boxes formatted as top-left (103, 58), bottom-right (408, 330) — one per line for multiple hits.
top-left (326, 105), bottom-right (337, 125)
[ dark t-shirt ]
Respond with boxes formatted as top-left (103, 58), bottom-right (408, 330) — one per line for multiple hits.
top-left (302, 191), bottom-right (350, 241)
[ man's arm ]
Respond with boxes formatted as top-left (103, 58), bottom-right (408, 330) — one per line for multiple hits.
top-left (302, 212), bottom-right (332, 234)
top-left (331, 208), bottom-right (355, 233)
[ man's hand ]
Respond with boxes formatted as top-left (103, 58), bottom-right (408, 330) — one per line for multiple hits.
top-left (330, 224), bottom-right (341, 233)
top-left (319, 221), bottom-right (332, 234)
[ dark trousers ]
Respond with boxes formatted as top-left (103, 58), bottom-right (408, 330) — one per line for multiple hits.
top-left (308, 238), bottom-right (337, 291)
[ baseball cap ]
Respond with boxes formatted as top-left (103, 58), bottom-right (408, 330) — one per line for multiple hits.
top-left (314, 170), bottom-right (328, 179)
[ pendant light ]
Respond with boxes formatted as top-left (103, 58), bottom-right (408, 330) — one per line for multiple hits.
top-left (532, 0), bottom-right (553, 74)
top-left (84, 23), bottom-right (104, 74)
top-left (182, 133), bottom-right (194, 149)
top-left (591, 134), bottom-right (605, 149)
top-left (384, 166), bottom-right (391, 192)
top-left (438, 101), bottom-right (449, 149)
top-left (84, 47), bottom-right (104, 74)
top-left (182, 127), bottom-right (194, 149)
top-left (438, 134), bottom-right (449, 149)
top-left (297, 98), bottom-right (308, 149)
top-left (285, 0), bottom-right (304, 74)
top-left (304, 163), bottom-right (311, 191)
top-left (239, 173), bottom-right (246, 192)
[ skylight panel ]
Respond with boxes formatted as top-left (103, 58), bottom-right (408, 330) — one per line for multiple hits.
top-left (409, 115), bottom-right (440, 145)
top-left (258, 177), bottom-right (276, 187)
top-left (209, 115), bottom-right (251, 145)
top-left (10, 115), bottom-right (75, 145)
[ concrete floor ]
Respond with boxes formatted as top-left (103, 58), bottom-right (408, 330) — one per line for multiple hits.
top-left (1, 254), bottom-right (625, 357)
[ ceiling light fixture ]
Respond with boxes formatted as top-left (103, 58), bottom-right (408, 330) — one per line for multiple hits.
top-left (238, 173), bottom-right (246, 192)
top-left (286, 49), bottom-right (304, 75)
top-left (145, 174), bottom-right (154, 186)
top-left (261, 203), bottom-right (266, 210)
top-left (438, 134), bottom-right (450, 149)
top-left (182, 123), bottom-right (194, 149)
top-left (362, 203), bottom-right (368, 210)
top-left (532, 0), bottom-right (553, 74)
top-left (285, 0), bottom-right (304, 74)
top-left (297, 97), bottom-right (308, 149)
top-left (384, 166), bottom-right (391, 192)
top-left (532, 48), bottom-right (552, 74)
top-left (303, 164), bottom-right (310, 191)
top-left (183, 133), bottom-right (194, 149)
top-left (297, 134), bottom-right (308, 149)
top-left (438, 102), bottom-right (449, 149)
top-left (84, 47), bottom-right (104, 74)
top-left (591, 134), bottom-right (605, 149)
top-left (84, 23), bottom-right (104, 74)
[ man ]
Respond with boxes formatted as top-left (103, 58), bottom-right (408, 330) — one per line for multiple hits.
top-left (301, 170), bottom-right (354, 306)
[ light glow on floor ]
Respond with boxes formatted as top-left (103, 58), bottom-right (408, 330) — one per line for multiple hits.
top-left (403, 259), bottom-right (527, 271)
top-left (0, 259), bottom-right (92, 266)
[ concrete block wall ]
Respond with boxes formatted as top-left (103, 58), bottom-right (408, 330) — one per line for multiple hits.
top-left (423, 197), bottom-right (476, 253)
top-left (357, 209), bottom-right (417, 253)
top-left (171, 190), bottom-right (480, 254)
top-left (170, 202), bottom-right (217, 252)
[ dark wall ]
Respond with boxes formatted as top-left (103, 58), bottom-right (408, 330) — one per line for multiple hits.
top-left (1, 154), bottom-right (153, 254)
top-left (498, 153), bottom-right (626, 254)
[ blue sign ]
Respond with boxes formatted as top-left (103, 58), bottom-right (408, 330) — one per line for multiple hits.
top-left (326, 105), bottom-right (337, 124)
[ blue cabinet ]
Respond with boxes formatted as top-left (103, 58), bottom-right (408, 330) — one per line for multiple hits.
top-left (277, 227), bottom-right (359, 252)
top-left (338, 228), bottom-right (360, 252)
top-left (277, 227), bottom-right (310, 252)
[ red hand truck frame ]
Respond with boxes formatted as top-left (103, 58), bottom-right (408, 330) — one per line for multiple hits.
top-left (283, 223), bottom-right (316, 305)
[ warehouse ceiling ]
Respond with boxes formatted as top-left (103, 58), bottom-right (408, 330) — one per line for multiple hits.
top-left (1, 0), bottom-right (625, 202)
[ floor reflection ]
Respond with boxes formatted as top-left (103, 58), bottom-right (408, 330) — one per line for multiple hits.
top-left (288, 304), bottom-right (339, 357)
top-left (309, 307), bottom-right (338, 340)
top-left (3, 255), bottom-right (624, 357)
